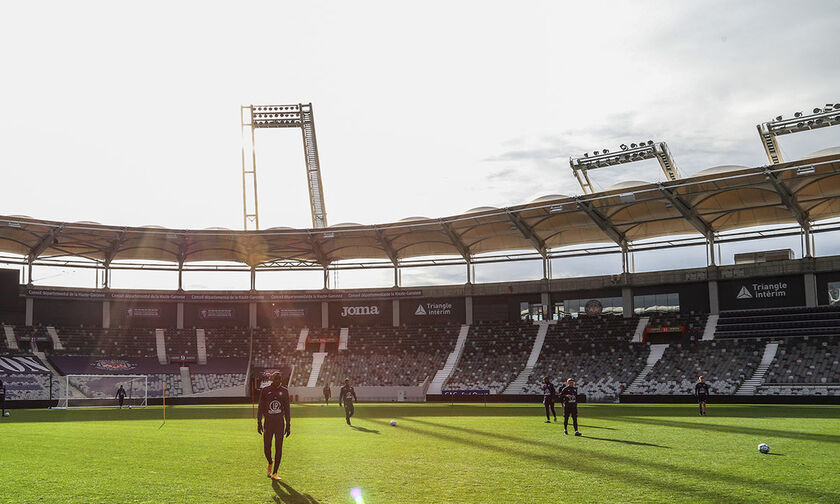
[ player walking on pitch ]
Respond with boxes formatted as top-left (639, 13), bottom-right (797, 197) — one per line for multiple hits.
top-left (541, 376), bottom-right (557, 423)
top-left (0, 379), bottom-right (6, 417)
top-left (323, 383), bottom-right (331, 405)
top-left (695, 375), bottom-right (710, 416)
top-left (339, 378), bottom-right (357, 426)
top-left (560, 378), bottom-right (581, 436)
top-left (115, 385), bottom-right (127, 409)
top-left (257, 372), bottom-right (291, 481)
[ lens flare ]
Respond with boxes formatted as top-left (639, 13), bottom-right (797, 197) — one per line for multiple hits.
top-left (350, 487), bottom-right (364, 503)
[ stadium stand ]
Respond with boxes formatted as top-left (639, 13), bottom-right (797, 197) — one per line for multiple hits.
top-left (756, 336), bottom-right (840, 395)
top-left (715, 306), bottom-right (840, 339)
top-left (251, 328), bottom-right (312, 386)
top-left (521, 316), bottom-right (646, 400)
top-left (446, 322), bottom-right (538, 393)
top-left (0, 373), bottom-right (57, 400)
top-left (317, 324), bottom-right (459, 387)
top-left (626, 339), bottom-right (765, 395)
top-left (205, 328), bottom-right (250, 358)
top-left (165, 329), bottom-right (197, 357)
top-left (51, 327), bottom-right (157, 357)
top-left (191, 372), bottom-right (247, 394)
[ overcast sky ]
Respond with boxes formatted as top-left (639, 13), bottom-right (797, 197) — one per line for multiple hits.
top-left (2, 1), bottom-right (839, 290)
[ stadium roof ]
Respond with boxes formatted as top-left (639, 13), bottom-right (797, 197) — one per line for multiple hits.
top-left (2, 152), bottom-right (840, 269)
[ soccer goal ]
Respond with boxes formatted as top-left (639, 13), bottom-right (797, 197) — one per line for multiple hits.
top-left (54, 374), bottom-right (149, 409)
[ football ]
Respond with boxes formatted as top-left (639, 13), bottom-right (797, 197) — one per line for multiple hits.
top-left (758, 443), bottom-right (770, 454)
top-left (390, 420), bottom-right (397, 426)
top-left (3, 412), bottom-right (9, 417)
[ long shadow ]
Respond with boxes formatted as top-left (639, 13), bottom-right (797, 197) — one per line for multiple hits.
top-left (350, 425), bottom-right (380, 434)
top-left (608, 415), bottom-right (840, 445)
top-left (16, 403), bottom-right (840, 423)
top-left (579, 424), bottom-right (617, 430)
top-left (585, 404), bottom-right (840, 419)
top-left (582, 435), bottom-right (669, 448)
top-left (765, 453), bottom-right (785, 457)
top-left (272, 480), bottom-right (320, 504)
top-left (366, 417), bottom-right (753, 504)
top-left (400, 417), bottom-right (838, 503)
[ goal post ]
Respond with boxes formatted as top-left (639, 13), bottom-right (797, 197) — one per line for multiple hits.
top-left (54, 374), bottom-right (149, 409)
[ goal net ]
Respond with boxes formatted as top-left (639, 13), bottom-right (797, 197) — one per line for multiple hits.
top-left (54, 374), bottom-right (148, 409)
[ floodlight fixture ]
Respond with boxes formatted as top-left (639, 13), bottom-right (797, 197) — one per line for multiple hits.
top-left (240, 103), bottom-right (328, 230)
top-left (570, 140), bottom-right (679, 194)
top-left (757, 103), bottom-right (840, 164)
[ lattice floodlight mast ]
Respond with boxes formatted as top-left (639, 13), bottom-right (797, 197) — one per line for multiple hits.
top-left (570, 140), bottom-right (679, 194)
top-left (757, 103), bottom-right (840, 164)
top-left (241, 103), bottom-right (328, 230)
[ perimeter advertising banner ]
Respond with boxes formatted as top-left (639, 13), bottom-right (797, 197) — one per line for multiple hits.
top-left (718, 275), bottom-right (805, 310)
top-left (257, 302), bottom-right (320, 327)
top-left (22, 287), bottom-right (423, 302)
top-left (111, 302), bottom-right (175, 328)
top-left (329, 301), bottom-right (390, 326)
top-left (401, 297), bottom-right (465, 324)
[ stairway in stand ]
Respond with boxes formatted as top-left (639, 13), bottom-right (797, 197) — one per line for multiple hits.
top-left (307, 352), bottom-right (328, 387)
top-left (626, 344), bottom-right (669, 393)
top-left (504, 321), bottom-right (550, 394)
top-left (427, 325), bottom-right (470, 395)
top-left (736, 343), bottom-right (779, 395)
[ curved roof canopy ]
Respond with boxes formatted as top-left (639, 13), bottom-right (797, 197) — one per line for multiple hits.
top-left (1, 153), bottom-right (839, 268)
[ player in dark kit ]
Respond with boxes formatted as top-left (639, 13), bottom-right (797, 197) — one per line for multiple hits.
top-left (115, 385), bottom-right (127, 409)
top-left (695, 375), bottom-right (710, 416)
top-left (560, 378), bottom-right (581, 436)
top-left (257, 372), bottom-right (291, 481)
top-left (0, 379), bottom-right (6, 417)
top-left (541, 376), bottom-right (557, 423)
top-left (323, 383), bottom-right (331, 405)
top-left (338, 378), bottom-right (358, 426)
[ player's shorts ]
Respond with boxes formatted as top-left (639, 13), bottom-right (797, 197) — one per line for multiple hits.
top-left (543, 397), bottom-right (554, 405)
top-left (697, 394), bottom-right (708, 403)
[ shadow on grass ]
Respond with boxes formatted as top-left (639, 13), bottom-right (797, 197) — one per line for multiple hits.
top-left (399, 417), bottom-right (838, 503)
top-left (367, 417), bottom-right (752, 504)
top-left (350, 425), bottom-right (380, 434)
top-left (607, 415), bottom-right (840, 445)
top-left (272, 480), bottom-right (319, 504)
top-left (765, 453), bottom-right (785, 457)
top-left (579, 424), bottom-right (617, 430)
top-left (582, 435), bottom-right (669, 448)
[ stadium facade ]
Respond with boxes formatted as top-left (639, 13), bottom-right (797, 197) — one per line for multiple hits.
top-left (2, 151), bottom-right (840, 406)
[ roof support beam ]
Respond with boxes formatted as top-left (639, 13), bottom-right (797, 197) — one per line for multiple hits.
top-left (657, 184), bottom-right (713, 237)
top-left (439, 221), bottom-right (471, 261)
top-left (763, 169), bottom-right (809, 227)
top-left (103, 229), bottom-right (128, 267)
top-left (574, 199), bottom-right (625, 246)
top-left (374, 228), bottom-right (399, 266)
top-left (308, 233), bottom-right (330, 267)
top-left (505, 210), bottom-right (546, 256)
top-left (27, 224), bottom-right (65, 262)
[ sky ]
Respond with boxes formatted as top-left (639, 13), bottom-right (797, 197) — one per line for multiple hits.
top-left (2, 1), bottom-right (840, 290)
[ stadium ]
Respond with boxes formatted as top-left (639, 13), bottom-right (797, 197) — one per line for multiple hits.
top-left (2, 3), bottom-right (840, 504)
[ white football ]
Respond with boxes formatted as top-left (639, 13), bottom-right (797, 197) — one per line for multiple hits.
top-left (758, 443), bottom-right (770, 454)
top-left (390, 420), bottom-right (397, 426)
top-left (3, 412), bottom-right (9, 417)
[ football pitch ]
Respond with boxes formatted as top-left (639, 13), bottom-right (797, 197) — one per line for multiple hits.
top-left (1, 403), bottom-right (838, 504)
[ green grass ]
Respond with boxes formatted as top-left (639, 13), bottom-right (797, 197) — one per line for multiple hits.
top-left (1, 403), bottom-right (839, 503)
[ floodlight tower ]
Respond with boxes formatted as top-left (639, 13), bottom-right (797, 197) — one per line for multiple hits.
top-left (757, 103), bottom-right (840, 164)
top-left (240, 103), bottom-right (328, 230)
top-left (570, 140), bottom-right (679, 194)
